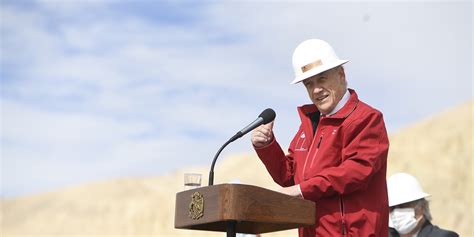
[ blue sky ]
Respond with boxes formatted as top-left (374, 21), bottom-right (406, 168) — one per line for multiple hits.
top-left (1, 1), bottom-right (472, 197)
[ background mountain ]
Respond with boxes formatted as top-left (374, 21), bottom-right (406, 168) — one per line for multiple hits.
top-left (2, 100), bottom-right (472, 237)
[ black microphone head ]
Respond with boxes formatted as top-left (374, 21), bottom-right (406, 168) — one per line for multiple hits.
top-left (259, 108), bottom-right (276, 124)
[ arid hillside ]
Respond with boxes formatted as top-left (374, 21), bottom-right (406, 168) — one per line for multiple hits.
top-left (2, 100), bottom-right (472, 237)
top-left (386, 99), bottom-right (472, 236)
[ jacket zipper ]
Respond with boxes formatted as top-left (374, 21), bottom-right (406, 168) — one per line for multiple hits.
top-left (302, 133), bottom-right (323, 179)
top-left (308, 135), bottom-right (323, 169)
top-left (340, 196), bottom-right (347, 236)
top-left (302, 135), bottom-right (316, 180)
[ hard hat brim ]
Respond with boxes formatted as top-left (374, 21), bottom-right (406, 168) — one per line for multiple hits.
top-left (388, 192), bottom-right (431, 207)
top-left (291, 59), bottom-right (349, 84)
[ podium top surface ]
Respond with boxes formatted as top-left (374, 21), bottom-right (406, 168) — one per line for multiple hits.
top-left (175, 183), bottom-right (315, 234)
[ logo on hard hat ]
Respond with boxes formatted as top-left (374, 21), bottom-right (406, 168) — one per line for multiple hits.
top-left (301, 59), bottom-right (323, 73)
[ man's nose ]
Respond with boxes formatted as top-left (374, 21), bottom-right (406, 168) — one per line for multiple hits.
top-left (312, 86), bottom-right (323, 94)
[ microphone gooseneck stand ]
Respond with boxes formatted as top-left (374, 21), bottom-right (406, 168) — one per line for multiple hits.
top-left (207, 108), bottom-right (275, 237)
top-left (208, 134), bottom-right (240, 237)
top-left (208, 132), bottom-right (242, 186)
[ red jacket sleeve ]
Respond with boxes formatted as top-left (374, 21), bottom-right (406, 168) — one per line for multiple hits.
top-left (254, 136), bottom-right (296, 187)
top-left (299, 111), bottom-right (389, 200)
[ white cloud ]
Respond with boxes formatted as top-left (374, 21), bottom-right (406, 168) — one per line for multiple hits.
top-left (1, 1), bottom-right (471, 196)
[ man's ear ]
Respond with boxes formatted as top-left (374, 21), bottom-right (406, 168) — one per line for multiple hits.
top-left (337, 66), bottom-right (346, 79)
top-left (336, 66), bottom-right (347, 86)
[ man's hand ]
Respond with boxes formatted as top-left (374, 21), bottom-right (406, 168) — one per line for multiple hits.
top-left (278, 185), bottom-right (303, 198)
top-left (251, 121), bottom-right (274, 148)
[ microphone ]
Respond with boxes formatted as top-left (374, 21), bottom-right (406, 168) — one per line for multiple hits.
top-left (208, 108), bottom-right (276, 186)
top-left (229, 108), bottom-right (276, 143)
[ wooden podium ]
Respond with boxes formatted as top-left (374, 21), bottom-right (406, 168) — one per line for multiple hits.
top-left (175, 184), bottom-right (315, 236)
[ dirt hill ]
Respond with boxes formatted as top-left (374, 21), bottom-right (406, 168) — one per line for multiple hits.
top-left (2, 100), bottom-right (472, 237)
top-left (386, 99), bottom-right (472, 236)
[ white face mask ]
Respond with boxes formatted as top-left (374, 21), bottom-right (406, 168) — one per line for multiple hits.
top-left (389, 208), bottom-right (421, 234)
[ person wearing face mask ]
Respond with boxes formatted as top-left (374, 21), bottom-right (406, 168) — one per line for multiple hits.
top-left (251, 39), bottom-right (390, 236)
top-left (387, 173), bottom-right (459, 237)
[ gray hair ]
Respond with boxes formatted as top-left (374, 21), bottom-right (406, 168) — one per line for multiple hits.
top-left (415, 198), bottom-right (432, 221)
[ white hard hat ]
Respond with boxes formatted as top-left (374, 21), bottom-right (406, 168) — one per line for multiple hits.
top-left (291, 39), bottom-right (349, 84)
top-left (387, 173), bottom-right (430, 207)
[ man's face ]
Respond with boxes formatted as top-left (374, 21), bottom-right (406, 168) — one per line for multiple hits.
top-left (302, 67), bottom-right (347, 115)
top-left (389, 200), bottom-right (426, 234)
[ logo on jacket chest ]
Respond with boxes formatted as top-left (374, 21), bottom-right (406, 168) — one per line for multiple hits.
top-left (295, 131), bottom-right (308, 151)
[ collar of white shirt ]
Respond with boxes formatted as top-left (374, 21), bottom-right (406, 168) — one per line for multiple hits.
top-left (324, 89), bottom-right (350, 117)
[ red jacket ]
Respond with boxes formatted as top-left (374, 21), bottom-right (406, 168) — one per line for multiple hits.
top-left (255, 89), bottom-right (389, 237)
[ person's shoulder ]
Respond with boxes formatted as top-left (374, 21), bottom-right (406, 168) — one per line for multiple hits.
top-left (356, 99), bottom-right (383, 116)
top-left (432, 227), bottom-right (459, 237)
top-left (421, 222), bottom-right (459, 237)
top-left (348, 89), bottom-right (382, 115)
top-left (348, 99), bottom-right (384, 124)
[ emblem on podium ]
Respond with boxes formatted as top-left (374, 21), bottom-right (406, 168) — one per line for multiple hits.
top-left (188, 191), bottom-right (204, 220)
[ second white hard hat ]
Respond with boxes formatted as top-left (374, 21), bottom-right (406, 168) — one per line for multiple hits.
top-left (291, 39), bottom-right (348, 84)
top-left (387, 173), bottom-right (431, 207)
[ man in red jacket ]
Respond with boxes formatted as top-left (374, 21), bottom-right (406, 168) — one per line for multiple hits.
top-left (251, 39), bottom-right (390, 236)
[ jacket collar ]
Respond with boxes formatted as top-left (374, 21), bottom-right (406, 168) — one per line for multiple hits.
top-left (297, 88), bottom-right (359, 120)
top-left (418, 221), bottom-right (435, 236)
top-left (326, 89), bottom-right (350, 116)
